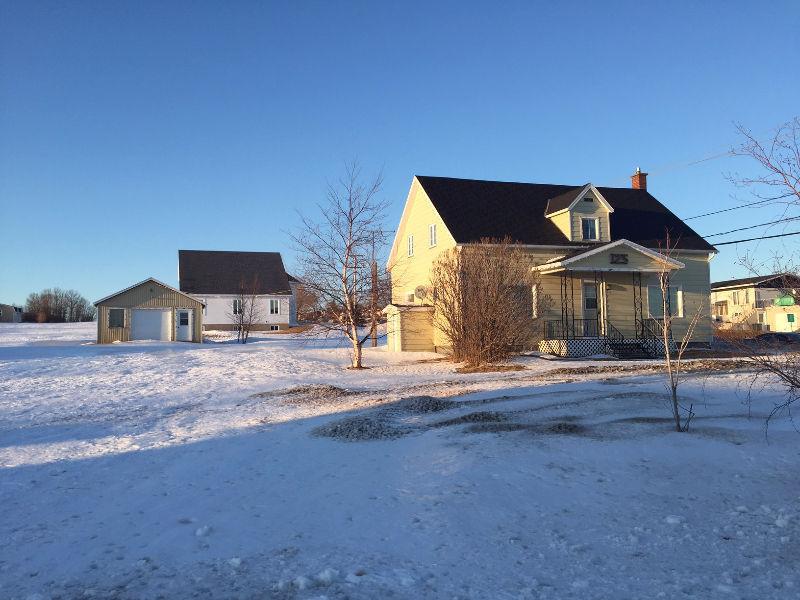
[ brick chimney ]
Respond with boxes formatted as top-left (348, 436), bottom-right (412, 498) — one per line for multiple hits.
top-left (631, 167), bottom-right (647, 190)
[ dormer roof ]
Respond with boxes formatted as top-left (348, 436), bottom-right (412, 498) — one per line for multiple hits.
top-left (544, 183), bottom-right (614, 217)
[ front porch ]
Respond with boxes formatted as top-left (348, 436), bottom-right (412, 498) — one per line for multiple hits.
top-left (534, 240), bottom-right (681, 358)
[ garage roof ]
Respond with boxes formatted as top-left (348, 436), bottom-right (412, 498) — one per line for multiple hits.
top-left (94, 278), bottom-right (205, 306)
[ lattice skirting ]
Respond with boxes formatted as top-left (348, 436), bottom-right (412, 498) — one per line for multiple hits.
top-left (539, 337), bottom-right (671, 358)
top-left (539, 338), bottom-right (610, 357)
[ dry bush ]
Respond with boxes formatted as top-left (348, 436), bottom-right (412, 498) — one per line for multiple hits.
top-left (430, 237), bottom-right (543, 367)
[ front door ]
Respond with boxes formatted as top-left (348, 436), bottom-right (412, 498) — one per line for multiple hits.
top-left (583, 283), bottom-right (600, 336)
top-left (176, 309), bottom-right (193, 342)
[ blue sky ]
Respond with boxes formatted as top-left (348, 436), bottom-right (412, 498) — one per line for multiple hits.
top-left (1, 1), bottom-right (799, 304)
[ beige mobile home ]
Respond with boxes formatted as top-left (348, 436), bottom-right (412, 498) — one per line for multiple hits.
top-left (385, 170), bottom-right (717, 358)
top-left (94, 278), bottom-right (204, 344)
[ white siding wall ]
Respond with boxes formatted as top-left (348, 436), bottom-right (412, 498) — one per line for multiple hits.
top-left (199, 295), bottom-right (294, 326)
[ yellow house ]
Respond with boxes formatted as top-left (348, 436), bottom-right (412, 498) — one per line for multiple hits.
top-left (711, 274), bottom-right (800, 333)
top-left (385, 170), bottom-right (717, 358)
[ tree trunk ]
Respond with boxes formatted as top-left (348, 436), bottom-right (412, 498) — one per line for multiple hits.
top-left (671, 386), bottom-right (682, 432)
top-left (351, 336), bottom-right (362, 368)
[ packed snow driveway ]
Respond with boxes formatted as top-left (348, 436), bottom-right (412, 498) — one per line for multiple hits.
top-left (0, 323), bottom-right (798, 599)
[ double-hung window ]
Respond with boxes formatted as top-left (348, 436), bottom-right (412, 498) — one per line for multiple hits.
top-left (407, 235), bottom-right (414, 256)
top-left (429, 224), bottom-right (437, 247)
top-left (269, 299), bottom-right (280, 315)
top-left (233, 299), bottom-right (243, 315)
top-left (581, 218), bottom-right (599, 241)
top-left (647, 285), bottom-right (683, 318)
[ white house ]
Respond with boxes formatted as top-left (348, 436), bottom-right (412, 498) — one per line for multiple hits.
top-left (178, 250), bottom-right (297, 331)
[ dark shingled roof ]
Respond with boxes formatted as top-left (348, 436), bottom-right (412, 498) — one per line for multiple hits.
top-left (711, 273), bottom-right (800, 290)
top-left (179, 250), bottom-right (292, 295)
top-left (415, 175), bottom-right (716, 252)
top-left (544, 185), bottom-right (589, 216)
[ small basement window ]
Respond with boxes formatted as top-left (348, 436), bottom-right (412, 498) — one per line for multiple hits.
top-left (108, 308), bottom-right (124, 328)
top-left (270, 325), bottom-right (280, 331)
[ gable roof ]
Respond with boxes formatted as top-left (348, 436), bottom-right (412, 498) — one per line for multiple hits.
top-left (178, 250), bottom-right (292, 295)
top-left (535, 239), bottom-right (685, 273)
top-left (711, 273), bottom-right (800, 291)
top-left (94, 277), bottom-right (204, 306)
top-left (544, 183), bottom-right (614, 216)
top-left (415, 175), bottom-right (715, 252)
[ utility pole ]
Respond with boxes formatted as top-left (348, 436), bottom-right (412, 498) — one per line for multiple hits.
top-left (371, 233), bottom-right (378, 347)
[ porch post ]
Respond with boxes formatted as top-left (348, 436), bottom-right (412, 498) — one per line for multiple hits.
top-left (560, 272), bottom-right (569, 339)
top-left (632, 272), bottom-right (643, 338)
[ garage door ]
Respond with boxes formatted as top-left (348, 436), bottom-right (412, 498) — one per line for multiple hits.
top-left (131, 309), bottom-right (172, 341)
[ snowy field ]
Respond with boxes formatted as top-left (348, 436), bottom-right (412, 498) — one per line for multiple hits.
top-left (1, 323), bottom-right (798, 599)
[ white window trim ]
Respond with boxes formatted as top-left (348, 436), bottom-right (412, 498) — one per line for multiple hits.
top-left (581, 217), bottom-right (600, 241)
top-left (233, 299), bottom-right (243, 315)
top-left (647, 284), bottom-right (684, 318)
top-left (532, 284), bottom-right (539, 318)
top-left (429, 223), bottom-right (437, 247)
top-left (269, 299), bottom-right (280, 315)
top-left (407, 234), bottom-right (414, 257)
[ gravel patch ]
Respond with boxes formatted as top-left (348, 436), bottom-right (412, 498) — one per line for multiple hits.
top-left (398, 396), bottom-right (458, 413)
top-left (434, 411), bottom-right (507, 428)
top-left (311, 415), bottom-right (414, 441)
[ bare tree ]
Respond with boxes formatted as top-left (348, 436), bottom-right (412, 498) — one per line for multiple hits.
top-left (226, 277), bottom-right (263, 344)
top-left (25, 288), bottom-right (95, 322)
top-left (429, 238), bottom-right (543, 367)
top-left (291, 162), bottom-right (390, 368)
top-left (654, 236), bottom-right (704, 432)
top-left (730, 117), bottom-right (800, 206)
top-left (725, 119), bottom-right (800, 431)
top-left (293, 283), bottom-right (320, 322)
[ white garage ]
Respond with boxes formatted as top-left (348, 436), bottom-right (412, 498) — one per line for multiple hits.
top-left (131, 308), bottom-right (173, 341)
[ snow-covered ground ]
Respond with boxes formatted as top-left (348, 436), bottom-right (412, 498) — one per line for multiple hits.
top-left (1, 323), bottom-right (798, 599)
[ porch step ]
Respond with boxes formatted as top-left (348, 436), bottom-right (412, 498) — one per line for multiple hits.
top-left (608, 340), bottom-right (653, 359)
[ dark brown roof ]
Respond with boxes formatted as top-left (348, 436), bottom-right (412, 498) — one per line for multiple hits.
top-left (415, 175), bottom-right (716, 252)
top-left (178, 250), bottom-right (292, 295)
top-left (544, 185), bottom-right (589, 215)
top-left (711, 273), bottom-right (800, 290)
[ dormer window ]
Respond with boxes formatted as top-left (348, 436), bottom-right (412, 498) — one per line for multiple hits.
top-left (581, 218), bottom-right (598, 240)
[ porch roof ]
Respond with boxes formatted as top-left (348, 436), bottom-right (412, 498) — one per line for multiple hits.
top-left (533, 239), bottom-right (685, 274)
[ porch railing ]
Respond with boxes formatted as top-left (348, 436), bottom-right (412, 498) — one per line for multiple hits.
top-left (545, 318), bottom-right (601, 339)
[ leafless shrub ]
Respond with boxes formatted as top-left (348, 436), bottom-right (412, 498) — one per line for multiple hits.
top-left (226, 276), bottom-right (263, 343)
top-left (430, 237), bottom-right (544, 367)
top-left (654, 234), bottom-right (705, 432)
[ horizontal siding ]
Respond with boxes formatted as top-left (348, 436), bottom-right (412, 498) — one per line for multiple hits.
top-left (570, 201), bottom-right (610, 242)
top-left (389, 179), bottom-right (457, 305)
top-left (400, 310), bottom-right (435, 352)
top-left (537, 251), bottom-right (712, 344)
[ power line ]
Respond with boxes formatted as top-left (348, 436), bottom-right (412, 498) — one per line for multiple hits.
top-left (713, 230), bottom-right (800, 246)
top-left (703, 216), bottom-right (800, 237)
top-left (683, 197), bottom-right (778, 221)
